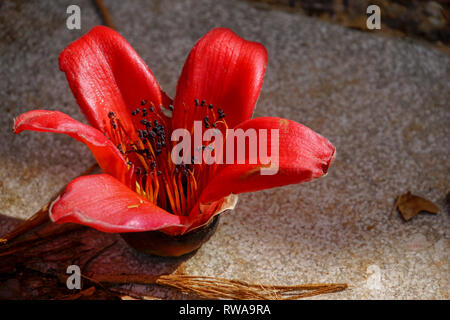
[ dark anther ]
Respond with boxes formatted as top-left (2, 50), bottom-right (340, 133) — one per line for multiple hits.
top-left (138, 130), bottom-right (143, 139)
top-left (156, 148), bottom-right (162, 155)
top-left (203, 116), bottom-right (210, 128)
top-left (149, 106), bottom-right (154, 112)
top-left (127, 161), bottom-right (132, 165)
top-left (108, 111), bottom-right (115, 118)
top-left (150, 161), bottom-right (156, 169)
top-left (201, 100), bottom-right (206, 107)
top-left (218, 109), bottom-right (226, 119)
top-left (112, 121), bottom-right (117, 129)
top-left (212, 122), bottom-right (217, 128)
top-left (168, 104), bottom-right (174, 111)
top-left (154, 119), bottom-right (159, 126)
top-left (141, 100), bottom-right (147, 106)
top-left (140, 119), bottom-right (147, 125)
top-left (136, 168), bottom-right (142, 175)
top-left (208, 104), bottom-right (213, 109)
top-left (145, 121), bottom-right (152, 129)
top-left (142, 108), bottom-right (147, 117)
top-left (194, 99), bottom-right (199, 106)
top-left (157, 170), bottom-right (162, 176)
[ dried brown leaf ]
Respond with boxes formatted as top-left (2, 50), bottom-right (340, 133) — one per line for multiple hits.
top-left (396, 192), bottom-right (439, 221)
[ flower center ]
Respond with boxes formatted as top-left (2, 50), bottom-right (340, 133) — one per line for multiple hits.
top-left (106, 99), bottom-right (227, 216)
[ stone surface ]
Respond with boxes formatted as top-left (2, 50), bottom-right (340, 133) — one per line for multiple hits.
top-left (0, 0), bottom-right (449, 299)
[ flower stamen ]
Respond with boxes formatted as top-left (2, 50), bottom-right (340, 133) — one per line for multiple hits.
top-left (105, 98), bottom-right (227, 216)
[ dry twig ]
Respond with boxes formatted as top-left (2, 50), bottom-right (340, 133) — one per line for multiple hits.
top-left (93, 0), bottom-right (116, 29)
top-left (90, 274), bottom-right (348, 300)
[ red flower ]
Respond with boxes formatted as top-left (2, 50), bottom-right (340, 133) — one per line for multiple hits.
top-left (14, 26), bottom-right (335, 236)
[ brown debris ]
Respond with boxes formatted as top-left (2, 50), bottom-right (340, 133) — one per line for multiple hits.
top-left (395, 191), bottom-right (439, 221)
top-left (91, 274), bottom-right (348, 300)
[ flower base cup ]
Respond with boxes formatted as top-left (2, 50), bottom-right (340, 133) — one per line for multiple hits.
top-left (120, 215), bottom-right (221, 257)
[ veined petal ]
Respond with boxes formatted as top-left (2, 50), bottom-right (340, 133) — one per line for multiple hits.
top-left (59, 26), bottom-right (170, 138)
top-left (172, 28), bottom-right (267, 130)
top-left (199, 117), bottom-right (335, 203)
top-left (50, 174), bottom-right (186, 233)
top-left (14, 110), bottom-right (129, 183)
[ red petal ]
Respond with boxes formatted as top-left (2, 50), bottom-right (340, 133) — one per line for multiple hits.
top-left (199, 117), bottom-right (335, 203)
top-left (50, 174), bottom-right (186, 233)
top-left (172, 28), bottom-right (267, 130)
top-left (14, 110), bottom-right (128, 183)
top-left (59, 26), bottom-right (169, 138)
